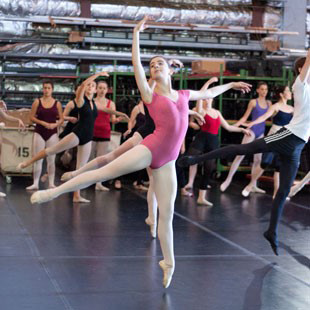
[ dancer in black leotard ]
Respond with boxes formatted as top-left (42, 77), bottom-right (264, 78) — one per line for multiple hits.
top-left (17, 71), bottom-right (108, 202)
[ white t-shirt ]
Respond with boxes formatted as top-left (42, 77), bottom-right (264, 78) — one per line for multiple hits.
top-left (285, 74), bottom-right (310, 142)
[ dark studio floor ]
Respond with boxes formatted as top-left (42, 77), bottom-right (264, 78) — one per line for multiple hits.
top-left (0, 173), bottom-right (309, 310)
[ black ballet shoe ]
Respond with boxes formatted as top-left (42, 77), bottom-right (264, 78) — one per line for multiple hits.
top-left (263, 231), bottom-right (279, 256)
top-left (177, 156), bottom-right (198, 167)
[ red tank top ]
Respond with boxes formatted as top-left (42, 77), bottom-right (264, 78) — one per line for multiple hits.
top-left (93, 100), bottom-right (111, 139)
top-left (201, 113), bottom-right (221, 135)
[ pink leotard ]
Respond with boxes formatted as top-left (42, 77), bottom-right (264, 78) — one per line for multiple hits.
top-left (141, 90), bottom-right (190, 169)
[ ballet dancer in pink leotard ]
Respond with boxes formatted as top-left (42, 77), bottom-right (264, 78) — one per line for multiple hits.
top-left (30, 16), bottom-right (251, 288)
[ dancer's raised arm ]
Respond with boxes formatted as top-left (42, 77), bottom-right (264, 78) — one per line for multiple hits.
top-left (195, 77), bottom-right (218, 114)
top-left (299, 49), bottom-right (310, 84)
top-left (75, 72), bottom-right (109, 107)
top-left (189, 81), bottom-right (251, 101)
top-left (132, 16), bottom-right (153, 104)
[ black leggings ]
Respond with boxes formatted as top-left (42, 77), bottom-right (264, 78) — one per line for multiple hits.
top-left (191, 128), bottom-right (306, 237)
top-left (188, 131), bottom-right (219, 190)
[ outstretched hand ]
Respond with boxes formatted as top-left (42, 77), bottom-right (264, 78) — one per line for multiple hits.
top-left (98, 71), bottom-right (109, 77)
top-left (134, 16), bottom-right (150, 33)
top-left (192, 111), bottom-right (205, 126)
top-left (208, 77), bottom-right (218, 84)
top-left (168, 59), bottom-right (184, 68)
top-left (244, 121), bottom-right (254, 128)
top-left (242, 128), bottom-right (252, 136)
top-left (232, 82), bottom-right (252, 94)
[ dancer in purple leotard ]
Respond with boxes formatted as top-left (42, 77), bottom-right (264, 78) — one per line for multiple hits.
top-left (30, 16), bottom-right (251, 288)
top-left (220, 81), bottom-right (271, 194)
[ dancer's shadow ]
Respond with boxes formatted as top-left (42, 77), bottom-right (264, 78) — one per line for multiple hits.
top-left (280, 242), bottom-right (310, 270)
top-left (242, 263), bottom-right (276, 310)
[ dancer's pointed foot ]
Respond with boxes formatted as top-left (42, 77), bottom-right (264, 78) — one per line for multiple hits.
top-left (0, 192), bottom-right (6, 198)
top-left (177, 155), bottom-right (198, 167)
top-left (159, 260), bottom-right (174, 288)
top-left (61, 171), bottom-right (74, 182)
top-left (73, 196), bottom-right (90, 203)
top-left (31, 189), bottom-right (54, 204)
top-left (26, 184), bottom-right (39, 191)
top-left (242, 186), bottom-right (251, 197)
top-left (289, 182), bottom-right (304, 198)
top-left (145, 217), bottom-right (157, 238)
top-left (95, 183), bottom-right (110, 191)
top-left (48, 184), bottom-right (56, 189)
top-left (220, 180), bottom-right (231, 192)
top-left (17, 162), bottom-right (26, 171)
top-left (252, 186), bottom-right (266, 194)
top-left (197, 198), bottom-right (213, 206)
top-left (263, 231), bottom-right (279, 256)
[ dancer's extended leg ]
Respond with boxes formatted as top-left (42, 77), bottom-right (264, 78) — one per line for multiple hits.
top-left (18, 133), bottom-right (79, 170)
top-left (289, 171), bottom-right (310, 197)
top-left (152, 160), bottom-right (177, 288)
top-left (31, 145), bottom-right (152, 203)
top-left (61, 133), bottom-right (142, 181)
top-left (220, 132), bottom-right (255, 192)
top-left (179, 138), bottom-right (268, 167)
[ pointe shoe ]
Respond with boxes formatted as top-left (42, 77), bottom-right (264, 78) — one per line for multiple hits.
top-left (61, 171), bottom-right (74, 182)
top-left (241, 187), bottom-right (251, 197)
top-left (252, 186), bottom-right (266, 194)
top-left (197, 198), bottom-right (213, 206)
top-left (31, 189), bottom-right (54, 204)
top-left (159, 260), bottom-right (174, 288)
top-left (145, 218), bottom-right (157, 238)
top-left (0, 192), bottom-right (6, 198)
top-left (220, 180), bottom-right (230, 192)
top-left (95, 184), bottom-right (110, 191)
top-left (263, 231), bottom-right (279, 256)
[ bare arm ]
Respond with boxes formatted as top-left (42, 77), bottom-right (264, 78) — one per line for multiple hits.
top-left (245, 104), bottom-right (277, 128)
top-left (75, 72), bottom-right (109, 108)
top-left (56, 101), bottom-right (64, 127)
top-left (234, 100), bottom-right (256, 127)
top-left (63, 100), bottom-right (78, 123)
top-left (189, 81), bottom-right (251, 101)
top-left (0, 108), bottom-right (25, 128)
top-left (219, 112), bottom-right (251, 136)
top-left (299, 49), bottom-right (310, 84)
top-left (195, 77), bottom-right (219, 114)
top-left (132, 17), bottom-right (153, 104)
